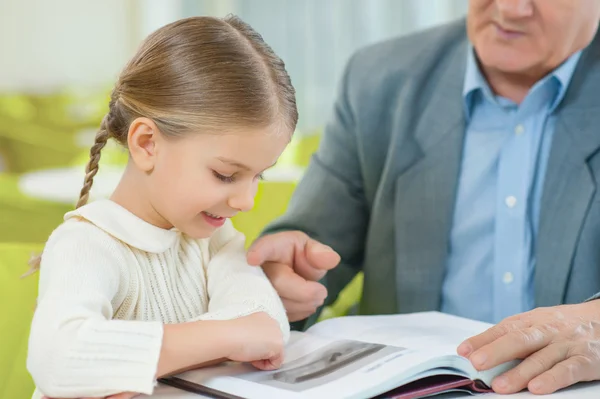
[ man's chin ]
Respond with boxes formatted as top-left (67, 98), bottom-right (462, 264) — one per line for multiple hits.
top-left (479, 51), bottom-right (539, 76)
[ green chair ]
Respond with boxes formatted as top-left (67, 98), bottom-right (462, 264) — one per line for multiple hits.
top-left (0, 123), bottom-right (81, 173)
top-left (318, 272), bottom-right (364, 321)
top-left (278, 131), bottom-right (321, 168)
top-left (0, 90), bottom-right (108, 174)
top-left (0, 173), bottom-right (71, 243)
top-left (0, 242), bottom-right (41, 399)
top-left (231, 180), bottom-right (298, 247)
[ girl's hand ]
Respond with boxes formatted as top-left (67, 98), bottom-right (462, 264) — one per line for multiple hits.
top-left (226, 311), bottom-right (284, 370)
top-left (43, 392), bottom-right (138, 399)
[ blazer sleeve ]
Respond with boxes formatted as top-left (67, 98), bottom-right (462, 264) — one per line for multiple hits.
top-left (585, 292), bottom-right (600, 302)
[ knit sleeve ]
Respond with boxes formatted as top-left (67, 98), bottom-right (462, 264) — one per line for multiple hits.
top-left (194, 220), bottom-right (290, 343)
top-left (27, 220), bottom-right (163, 398)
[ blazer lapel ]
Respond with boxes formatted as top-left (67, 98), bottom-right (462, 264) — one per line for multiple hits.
top-left (535, 37), bottom-right (600, 307)
top-left (393, 43), bottom-right (468, 312)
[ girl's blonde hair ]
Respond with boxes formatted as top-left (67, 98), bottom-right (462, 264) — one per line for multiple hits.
top-left (25, 15), bottom-right (298, 275)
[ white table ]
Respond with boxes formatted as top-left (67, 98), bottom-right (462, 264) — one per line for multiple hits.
top-left (18, 165), bottom-right (305, 204)
top-left (18, 165), bottom-right (125, 204)
top-left (147, 381), bottom-right (600, 398)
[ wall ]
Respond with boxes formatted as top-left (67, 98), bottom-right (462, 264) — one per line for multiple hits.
top-left (0, 0), bottom-right (138, 92)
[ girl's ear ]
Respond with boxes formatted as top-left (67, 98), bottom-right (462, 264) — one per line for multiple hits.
top-left (127, 117), bottom-right (160, 172)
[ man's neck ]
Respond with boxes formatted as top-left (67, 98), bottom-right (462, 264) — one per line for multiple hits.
top-left (480, 65), bottom-right (549, 104)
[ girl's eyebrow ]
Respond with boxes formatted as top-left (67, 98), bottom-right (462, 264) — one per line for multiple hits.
top-left (217, 157), bottom-right (277, 171)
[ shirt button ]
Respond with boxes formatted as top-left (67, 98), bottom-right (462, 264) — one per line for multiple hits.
top-left (515, 124), bottom-right (525, 135)
top-left (503, 272), bottom-right (514, 284)
top-left (505, 196), bottom-right (517, 208)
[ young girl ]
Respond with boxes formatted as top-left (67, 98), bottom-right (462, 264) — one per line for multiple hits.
top-left (26, 15), bottom-right (297, 399)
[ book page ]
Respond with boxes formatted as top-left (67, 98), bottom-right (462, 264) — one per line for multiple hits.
top-left (306, 311), bottom-right (492, 350)
top-left (174, 334), bottom-right (466, 399)
top-left (171, 313), bottom-right (487, 399)
top-left (169, 312), bottom-right (498, 399)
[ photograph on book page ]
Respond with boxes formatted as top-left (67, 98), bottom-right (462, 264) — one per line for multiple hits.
top-left (239, 339), bottom-right (406, 392)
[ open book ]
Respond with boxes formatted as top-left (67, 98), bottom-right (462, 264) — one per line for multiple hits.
top-left (158, 312), bottom-right (520, 399)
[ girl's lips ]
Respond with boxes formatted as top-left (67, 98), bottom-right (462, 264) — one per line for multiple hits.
top-left (202, 211), bottom-right (226, 227)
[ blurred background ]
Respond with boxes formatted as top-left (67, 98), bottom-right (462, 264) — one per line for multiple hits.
top-left (0, 0), bottom-right (467, 397)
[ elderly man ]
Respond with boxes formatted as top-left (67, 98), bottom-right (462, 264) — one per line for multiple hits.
top-left (248, 0), bottom-right (600, 395)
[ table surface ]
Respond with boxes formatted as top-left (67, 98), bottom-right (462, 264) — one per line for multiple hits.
top-left (146, 380), bottom-right (600, 399)
top-left (18, 165), bottom-right (305, 204)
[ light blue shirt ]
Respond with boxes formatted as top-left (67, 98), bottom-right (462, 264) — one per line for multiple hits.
top-left (441, 49), bottom-right (582, 324)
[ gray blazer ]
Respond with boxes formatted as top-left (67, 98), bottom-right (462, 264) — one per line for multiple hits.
top-left (264, 19), bottom-right (600, 321)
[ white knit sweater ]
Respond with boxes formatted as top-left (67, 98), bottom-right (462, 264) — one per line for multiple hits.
top-left (27, 199), bottom-right (289, 399)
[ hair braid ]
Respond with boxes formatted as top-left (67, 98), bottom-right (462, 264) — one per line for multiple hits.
top-left (76, 115), bottom-right (111, 209)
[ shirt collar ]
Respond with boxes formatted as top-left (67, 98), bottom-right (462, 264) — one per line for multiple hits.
top-left (463, 47), bottom-right (492, 112)
top-left (549, 49), bottom-right (582, 111)
top-left (64, 199), bottom-right (179, 253)
top-left (462, 47), bottom-right (582, 120)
